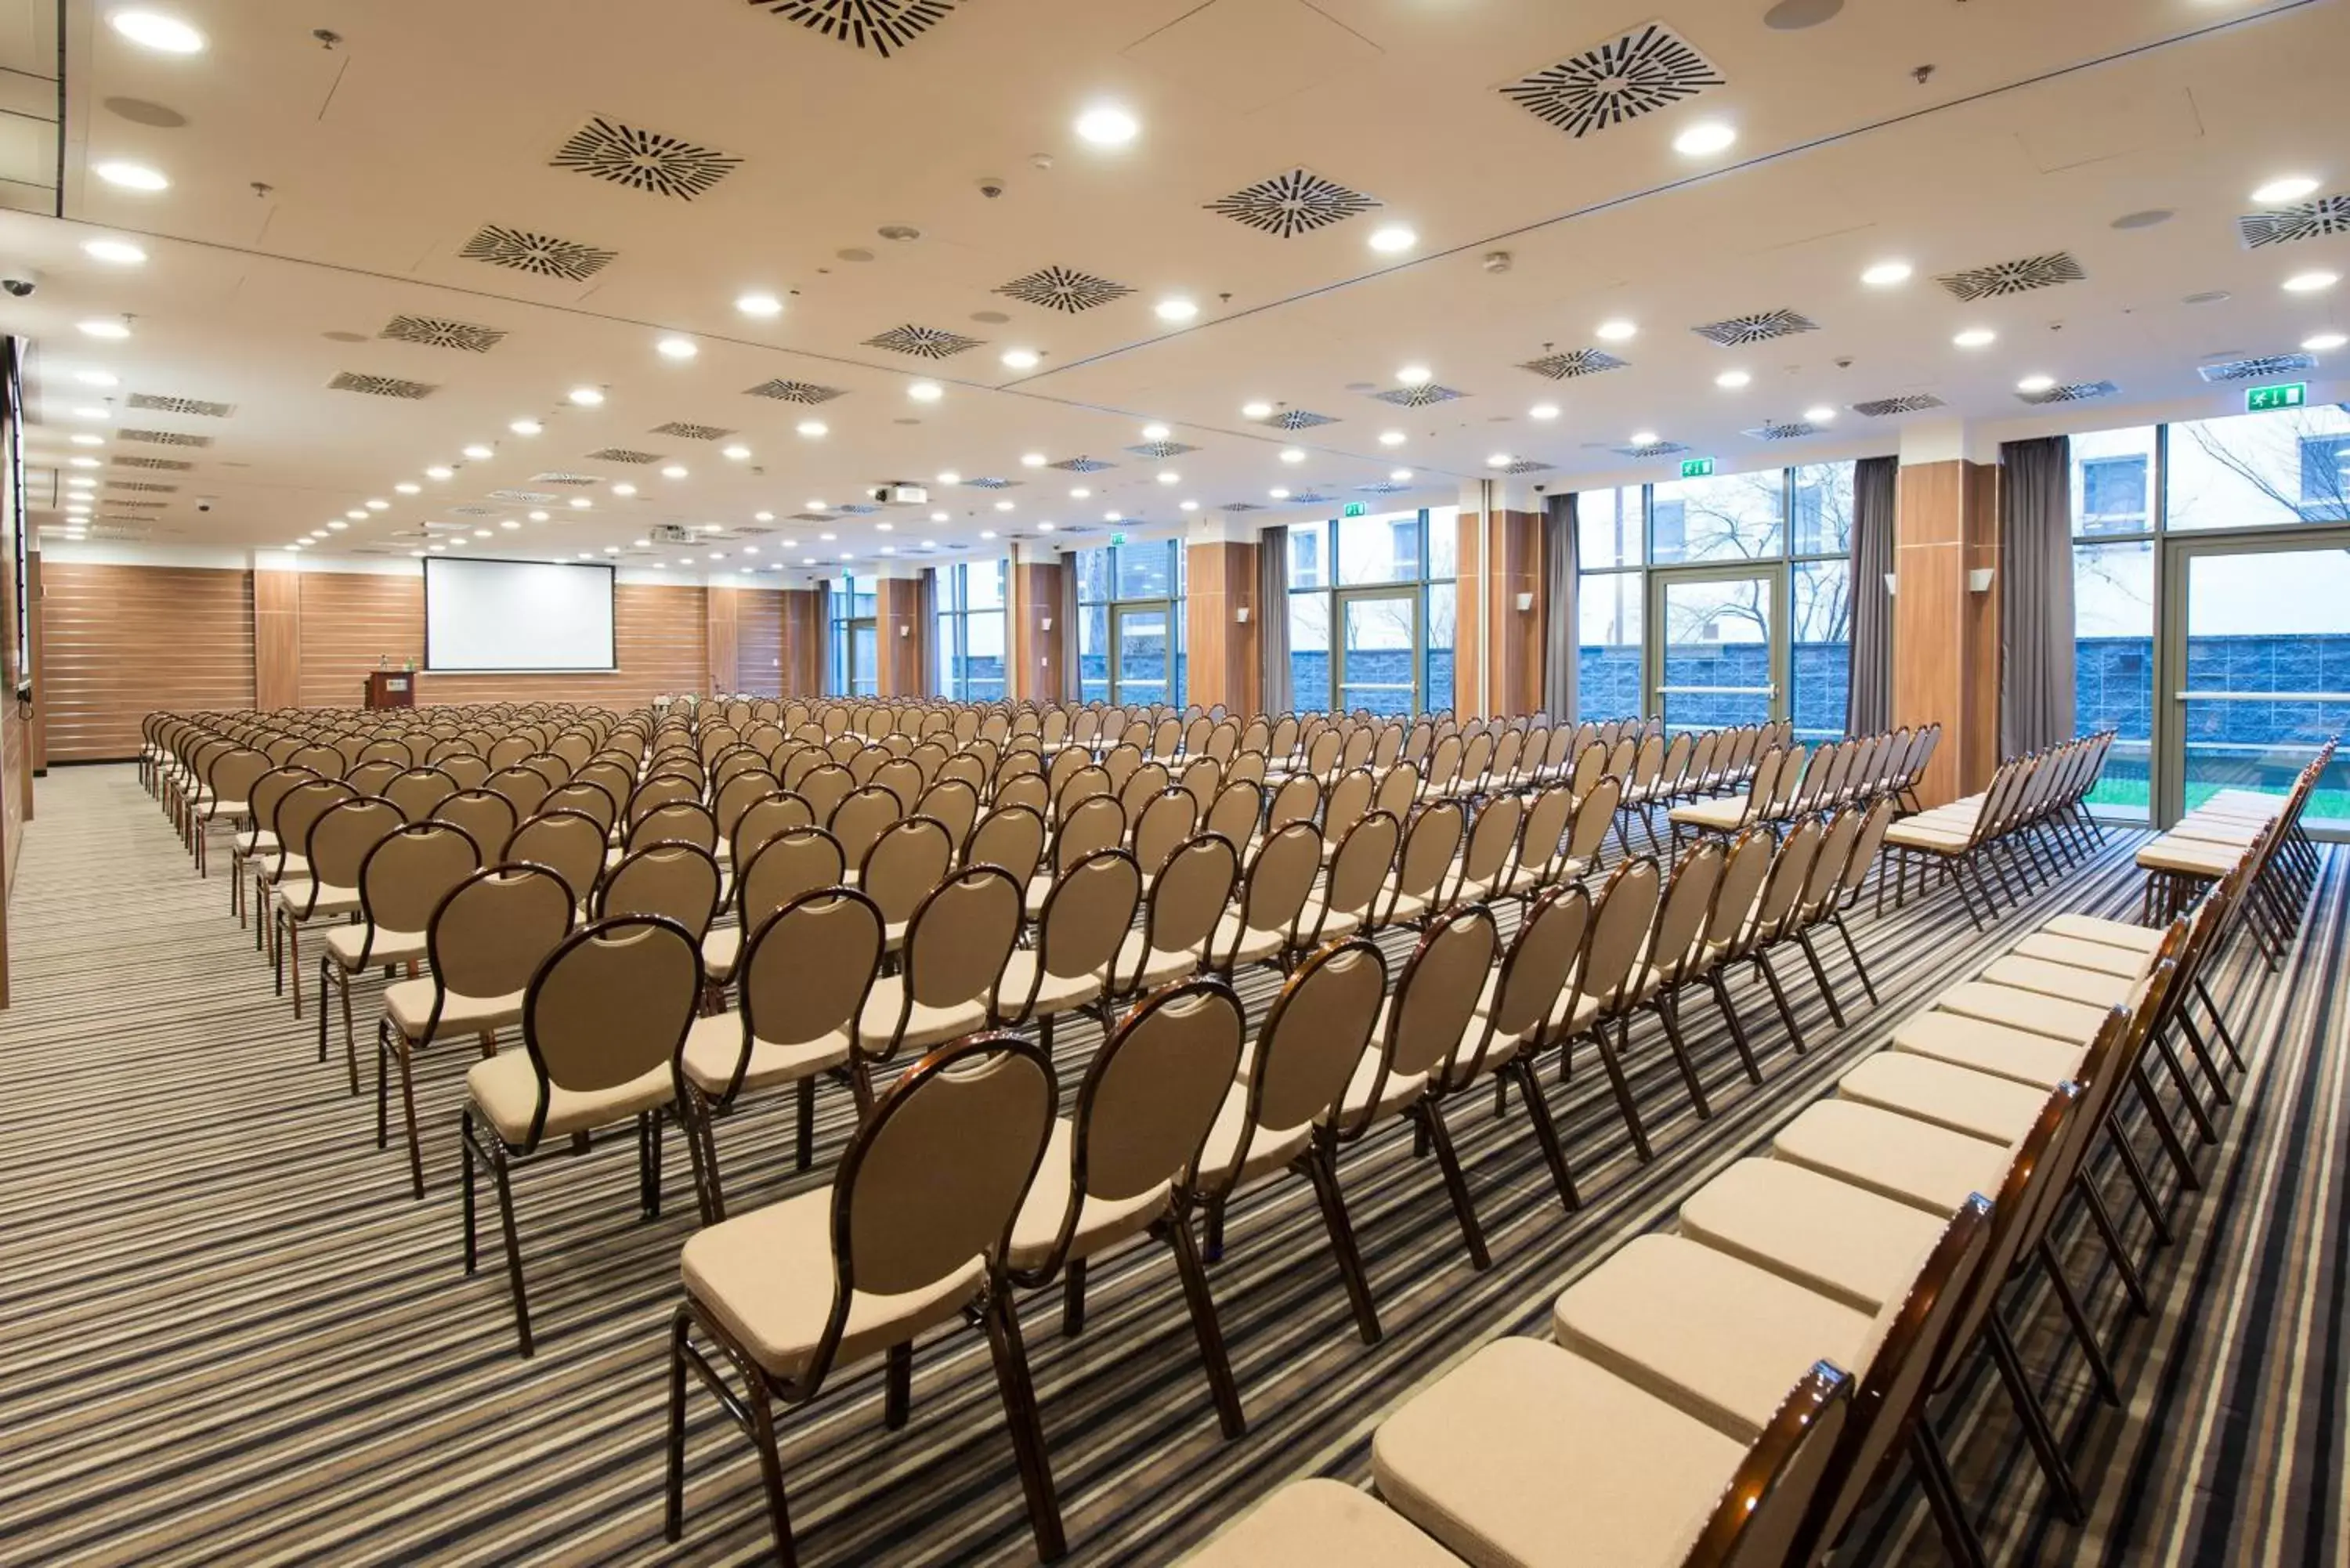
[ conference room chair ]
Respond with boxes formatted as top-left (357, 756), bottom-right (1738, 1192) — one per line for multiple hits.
top-left (854, 865), bottom-right (1023, 1105)
top-left (274, 793), bottom-right (405, 1016)
top-left (1129, 786), bottom-right (1199, 886)
top-left (504, 807), bottom-right (607, 914)
top-left (431, 788), bottom-right (518, 862)
top-left (1719, 816), bottom-right (1828, 1054)
top-left (1443, 792), bottom-right (1523, 912)
top-left (1212, 821), bottom-right (1321, 978)
top-left (1029, 793), bottom-right (1123, 918)
top-left (1001, 847), bottom-right (1141, 1051)
top-left (595, 844), bottom-right (724, 984)
top-left (858, 815), bottom-right (956, 953)
top-left (1106, 831), bottom-right (1238, 1003)
top-left (1536, 856), bottom-right (1665, 1160)
top-left (229, 764), bottom-right (317, 927)
top-left (319, 819), bottom-right (481, 1091)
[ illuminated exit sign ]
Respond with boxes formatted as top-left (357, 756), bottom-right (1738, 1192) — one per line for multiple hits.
top-left (1340, 500), bottom-right (1367, 518)
top-left (2246, 382), bottom-right (2306, 413)
top-left (1679, 457), bottom-right (1716, 479)
top-left (1108, 531), bottom-right (1128, 547)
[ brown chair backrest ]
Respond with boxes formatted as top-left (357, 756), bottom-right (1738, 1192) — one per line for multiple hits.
top-left (859, 818), bottom-right (955, 930)
top-left (627, 800), bottom-right (719, 855)
top-left (515, 916), bottom-right (702, 1148)
top-left (1235, 938), bottom-right (1387, 1147)
top-left (356, 822), bottom-right (483, 954)
top-left (427, 864), bottom-right (577, 1008)
top-left (1379, 903), bottom-right (1502, 1092)
top-left (728, 890), bottom-right (886, 1090)
top-left (506, 809), bottom-right (606, 906)
top-left (303, 797), bottom-right (408, 899)
top-left (828, 784), bottom-right (903, 870)
top-left (595, 843), bottom-right (722, 941)
top-left (966, 803), bottom-right (1047, 885)
top-left (1065, 979), bottom-right (1245, 1214)
top-left (900, 866), bottom-right (1022, 1013)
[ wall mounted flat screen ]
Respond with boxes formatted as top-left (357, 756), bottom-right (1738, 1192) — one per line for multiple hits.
top-left (423, 558), bottom-right (616, 673)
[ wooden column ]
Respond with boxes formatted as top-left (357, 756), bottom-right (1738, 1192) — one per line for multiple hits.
top-left (1453, 503), bottom-right (1544, 717)
top-left (254, 565), bottom-right (302, 710)
top-left (1893, 457), bottom-right (2001, 807)
top-left (779, 588), bottom-right (826, 696)
top-left (1010, 558), bottom-right (1065, 703)
top-left (705, 584), bottom-right (740, 694)
top-left (1184, 539), bottom-right (1258, 716)
top-left (876, 576), bottom-right (927, 698)
top-left (24, 549), bottom-right (41, 779)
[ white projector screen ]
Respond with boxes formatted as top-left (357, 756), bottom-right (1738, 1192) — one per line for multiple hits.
top-left (423, 558), bottom-right (616, 674)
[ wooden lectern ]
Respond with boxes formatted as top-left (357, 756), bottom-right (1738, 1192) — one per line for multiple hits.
top-left (365, 670), bottom-right (417, 710)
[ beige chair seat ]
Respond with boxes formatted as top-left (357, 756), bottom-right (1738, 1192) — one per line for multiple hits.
top-left (680, 1010), bottom-right (852, 1096)
top-left (385, 978), bottom-right (525, 1042)
top-left (324, 923), bottom-right (426, 970)
top-left (2167, 818), bottom-right (2261, 845)
top-left (681, 1185), bottom-right (985, 1378)
top-left (1023, 874), bottom-right (1054, 919)
top-left (1932, 981), bottom-right (2110, 1044)
top-left (1376, 887), bottom-right (1432, 927)
top-left (1340, 1041), bottom-right (1430, 1120)
top-left (999, 951), bottom-right (1104, 1017)
top-left (2196, 791), bottom-right (2282, 819)
top-left (1194, 1085), bottom-right (1314, 1187)
top-left (1212, 912), bottom-right (1285, 967)
top-left (1884, 821), bottom-right (1972, 851)
top-left (1181, 1479), bottom-right (1463, 1568)
top-left (1114, 930), bottom-right (1198, 992)
top-left (1371, 1337), bottom-right (1744, 1568)
top-left (2135, 839), bottom-right (2241, 876)
top-left (1006, 1118), bottom-right (1170, 1270)
top-left (1666, 796), bottom-right (1748, 831)
top-left (1888, 1010), bottom-right (2084, 1088)
top-left (1977, 953), bottom-right (2135, 1010)
top-left (2011, 931), bottom-right (2149, 978)
top-left (1836, 1052), bottom-right (2052, 1144)
top-left (242, 829), bottom-right (281, 855)
top-left (1294, 899), bottom-right (1365, 943)
top-left (2041, 912), bottom-right (2165, 952)
top-left (1553, 1232), bottom-right (1881, 1441)
top-left (1679, 1157), bottom-right (1947, 1313)
top-left (466, 1050), bottom-right (672, 1143)
top-left (1771, 1099), bottom-right (2010, 1216)
top-left (701, 925), bottom-right (740, 983)
top-left (273, 880), bottom-right (360, 919)
top-left (856, 978), bottom-right (991, 1054)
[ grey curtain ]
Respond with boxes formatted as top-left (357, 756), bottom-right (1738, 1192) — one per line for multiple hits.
top-left (1058, 554), bottom-right (1082, 703)
top-left (1999, 435), bottom-right (2077, 757)
top-left (1542, 493), bottom-right (1578, 724)
top-left (1258, 525), bottom-right (1291, 714)
top-left (1846, 456), bottom-right (1897, 736)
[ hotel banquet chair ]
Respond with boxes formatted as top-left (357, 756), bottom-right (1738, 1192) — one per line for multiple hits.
top-left (504, 808), bottom-right (608, 915)
top-left (273, 793), bottom-right (405, 1017)
top-left (675, 887), bottom-right (885, 1216)
top-left (430, 787), bottom-right (518, 863)
top-left (1539, 857), bottom-right (1664, 1161)
top-left (663, 1033), bottom-right (1064, 1566)
top-left (318, 820), bottom-right (482, 1093)
top-left (1108, 832), bottom-right (1239, 1003)
top-left (229, 764), bottom-right (316, 927)
top-left (1292, 810), bottom-right (1401, 958)
top-left (1007, 977), bottom-right (1251, 1438)
top-left (1195, 938), bottom-right (1391, 1346)
top-left (595, 843), bottom-right (723, 959)
top-left (1211, 821), bottom-right (1321, 978)
top-left (1449, 887), bottom-right (1593, 1217)
top-left (462, 915), bottom-right (703, 1357)
top-left (856, 816), bottom-right (955, 956)
top-left (374, 862), bottom-right (577, 1198)
top-left (853, 866), bottom-right (1024, 1104)
top-left (1000, 848), bottom-right (1142, 1051)
top-left (966, 800), bottom-right (1047, 886)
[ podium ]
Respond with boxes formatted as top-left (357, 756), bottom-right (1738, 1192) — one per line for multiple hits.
top-left (365, 670), bottom-right (417, 710)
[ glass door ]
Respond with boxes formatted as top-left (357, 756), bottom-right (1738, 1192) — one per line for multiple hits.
top-left (2158, 528), bottom-right (2350, 832)
top-left (1110, 602), bottom-right (1172, 705)
top-left (1335, 588), bottom-right (1420, 714)
top-left (848, 620), bottom-right (878, 697)
top-left (1647, 565), bottom-right (1784, 732)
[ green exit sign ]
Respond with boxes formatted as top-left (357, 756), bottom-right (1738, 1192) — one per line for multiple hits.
top-left (1679, 457), bottom-right (1716, 479)
top-left (1108, 531), bottom-right (1127, 547)
top-left (2247, 382), bottom-right (2307, 413)
top-left (1340, 500), bottom-right (1367, 518)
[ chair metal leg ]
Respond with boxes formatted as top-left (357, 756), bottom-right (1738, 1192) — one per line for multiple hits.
top-left (2037, 1237), bottom-right (2120, 1406)
top-left (1507, 1060), bottom-right (1582, 1212)
top-left (2149, 1028), bottom-right (2219, 1146)
top-left (2130, 1064), bottom-right (2202, 1191)
top-left (1828, 913), bottom-right (1880, 1006)
top-left (1412, 1099), bottom-right (1491, 1268)
top-left (983, 1290), bottom-right (1068, 1563)
top-left (1705, 971), bottom-right (1764, 1086)
top-left (1909, 1418), bottom-right (1991, 1568)
top-left (884, 1341), bottom-right (913, 1429)
top-left (1589, 1019), bottom-right (1654, 1162)
top-left (2193, 977), bottom-right (2247, 1074)
top-left (2102, 1118), bottom-right (2175, 1245)
top-left (2073, 1172), bottom-right (2150, 1316)
top-left (1792, 930), bottom-right (1848, 1030)
top-left (1651, 992), bottom-right (1712, 1118)
top-left (1159, 1212), bottom-right (1248, 1439)
top-left (465, 1111), bottom-right (534, 1358)
top-left (1983, 1316), bottom-right (2088, 1523)
top-left (1752, 950), bottom-right (1809, 1054)
top-left (1300, 1140), bottom-right (1383, 1345)
top-left (1060, 1259), bottom-right (1087, 1339)
top-left (664, 1310), bottom-right (693, 1545)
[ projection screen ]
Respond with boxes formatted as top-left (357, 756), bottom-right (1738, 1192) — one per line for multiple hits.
top-left (422, 558), bottom-right (617, 673)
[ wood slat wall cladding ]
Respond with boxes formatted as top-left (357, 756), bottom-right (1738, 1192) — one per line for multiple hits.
top-left (732, 587), bottom-right (784, 696)
top-left (298, 571), bottom-right (421, 710)
top-left (42, 563), bottom-right (255, 761)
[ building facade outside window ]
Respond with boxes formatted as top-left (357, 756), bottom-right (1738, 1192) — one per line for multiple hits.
top-left (826, 573), bottom-right (877, 698)
top-left (1072, 539), bottom-right (1186, 705)
top-left (931, 560), bottom-right (1007, 700)
top-left (1285, 506), bottom-right (1457, 715)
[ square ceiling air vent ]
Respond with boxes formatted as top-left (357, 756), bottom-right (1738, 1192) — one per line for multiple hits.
top-left (446, 504), bottom-right (499, 517)
top-left (125, 392), bottom-right (233, 417)
top-left (1355, 481), bottom-right (1412, 495)
top-left (1203, 168), bottom-right (1379, 238)
top-left (2016, 380), bottom-right (2119, 406)
top-left (550, 114), bottom-right (742, 201)
top-left (745, 0), bottom-right (965, 57)
top-left (380, 314), bottom-right (507, 352)
top-left (106, 479), bottom-right (177, 493)
top-left (1742, 421), bottom-right (1822, 442)
top-left (963, 476), bottom-right (1019, 490)
top-left (1521, 349), bottom-right (1626, 380)
top-left (1612, 440), bottom-right (1691, 459)
top-left (459, 224), bottom-right (616, 282)
top-left (650, 421), bottom-right (734, 440)
top-left (1127, 440), bottom-right (1198, 459)
top-left (488, 489), bottom-right (560, 503)
top-left (2196, 353), bottom-right (2316, 383)
top-left (1049, 457), bottom-right (1115, 472)
top-left (113, 454), bottom-right (193, 471)
top-left (1502, 22), bottom-right (1724, 139)
top-left (837, 502), bottom-right (880, 515)
top-left (744, 379), bottom-right (845, 403)
top-left (1285, 490), bottom-right (1338, 504)
top-left (1257, 409), bottom-right (1338, 429)
top-left (1371, 385), bottom-right (1464, 407)
top-left (118, 427), bottom-right (212, 446)
top-left (327, 371), bottom-right (436, 399)
top-left (1692, 309), bottom-right (1819, 347)
top-left (2236, 193), bottom-right (2350, 248)
top-left (588, 448), bottom-right (663, 464)
top-left (1934, 252), bottom-right (2084, 302)
top-left (862, 323), bottom-right (984, 358)
top-left (1490, 458), bottom-right (1553, 475)
top-left (994, 266), bottom-right (1134, 313)
top-left (1219, 501), bottom-right (1266, 512)
top-left (531, 471), bottom-right (602, 486)
top-left (1850, 393), bottom-right (1947, 417)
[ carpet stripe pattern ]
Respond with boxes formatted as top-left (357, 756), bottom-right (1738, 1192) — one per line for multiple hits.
top-left (0, 765), bottom-right (2337, 1566)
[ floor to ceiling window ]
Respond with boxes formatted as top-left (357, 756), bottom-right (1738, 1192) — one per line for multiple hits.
top-left (826, 573), bottom-right (877, 699)
top-left (931, 560), bottom-right (1007, 700)
top-left (1571, 465), bottom-right (1853, 736)
top-left (1073, 539), bottom-right (1185, 705)
top-left (1285, 506), bottom-right (1458, 715)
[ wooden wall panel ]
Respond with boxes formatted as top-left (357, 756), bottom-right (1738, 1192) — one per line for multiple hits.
top-left (705, 587), bottom-right (739, 696)
top-left (253, 568), bottom-right (303, 710)
top-left (780, 588), bottom-right (826, 696)
top-left (1184, 541), bottom-right (1258, 715)
top-left (876, 577), bottom-right (927, 698)
top-left (298, 571), bottom-right (421, 709)
top-left (732, 587), bottom-right (785, 696)
top-left (1010, 562), bottom-right (1064, 703)
top-left (1892, 459), bottom-right (2002, 807)
top-left (41, 562), bottom-right (255, 761)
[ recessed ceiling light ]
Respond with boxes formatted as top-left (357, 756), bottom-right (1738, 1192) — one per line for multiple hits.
top-left (569, 497), bottom-right (591, 510)
top-left (1069, 486), bottom-right (1092, 500)
top-left (529, 510), bottom-right (549, 522)
top-left (1803, 405), bottom-right (1836, 423)
top-left (1390, 468), bottom-right (1413, 482)
top-left (364, 498), bottom-right (389, 511)
top-left (425, 465), bottom-right (453, 479)
top-left (2304, 331), bottom-right (2348, 352)
top-left (792, 420), bottom-right (827, 440)
top-left (1001, 347), bottom-right (1041, 370)
top-left (1377, 430), bottom-right (1406, 447)
top-left (1074, 104), bottom-right (1140, 147)
top-left (1368, 224), bottom-right (1417, 255)
top-left (70, 406), bottom-right (108, 420)
top-left (472, 528), bottom-right (492, 539)
top-left (2016, 374), bottom-right (2056, 394)
top-left (1631, 430), bottom-right (1659, 446)
top-left (1157, 470), bottom-right (1179, 484)
top-left (656, 336), bottom-right (697, 360)
top-left (73, 370), bottom-right (118, 387)
top-left (1280, 448), bottom-right (1307, 464)
top-left (508, 418), bottom-right (541, 436)
top-left (1036, 521), bottom-right (1057, 533)
top-left (1484, 454), bottom-right (1513, 469)
top-left (2251, 175), bottom-right (2320, 205)
top-left (935, 471), bottom-right (961, 486)
top-left (657, 465), bottom-right (687, 481)
top-left (68, 456), bottom-right (99, 468)
top-left (930, 511), bottom-right (949, 523)
top-left (1860, 260), bottom-right (1914, 287)
top-left (1141, 422), bottom-right (1172, 442)
top-left (1104, 511), bottom-right (1123, 523)
top-left (1179, 500), bottom-right (1198, 511)
top-left (408, 550), bottom-right (425, 558)
top-left (1241, 401), bottom-right (1273, 419)
top-left (808, 500), bottom-right (830, 511)
top-left (907, 381), bottom-right (943, 402)
top-left (108, 9), bottom-right (206, 52)
top-left (2283, 270), bottom-right (2339, 294)
top-left (1529, 403), bottom-right (1560, 420)
top-left (64, 477), bottom-right (94, 488)
top-left (82, 237), bottom-right (146, 265)
top-left (1397, 364), bottom-right (1433, 386)
top-left (876, 521), bottom-right (894, 532)
top-left (754, 511), bottom-right (776, 522)
top-left (93, 160), bottom-right (168, 191)
top-left (1716, 369), bottom-right (1752, 388)
top-left (736, 292), bottom-right (783, 318)
top-left (722, 444), bottom-right (751, 461)
top-left (1672, 120), bottom-right (1736, 157)
top-left (819, 531), bottom-right (837, 541)
top-left (994, 499), bottom-right (1014, 511)
top-left (340, 510), bottom-right (363, 521)
top-left (501, 518), bottom-right (521, 530)
top-left (78, 320), bottom-right (132, 339)
top-left (568, 386), bottom-right (604, 406)
top-left (1150, 297), bottom-right (1203, 327)
top-left (1952, 327), bottom-right (1997, 348)
top-left (1020, 452), bottom-right (1047, 468)
top-left (462, 443), bottom-right (493, 460)
top-left (979, 529), bottom-right (997, 540)
top-left (612, 482), bottom-right (638, 497)
top-left (1595, 319), bottom-right (1638, 342)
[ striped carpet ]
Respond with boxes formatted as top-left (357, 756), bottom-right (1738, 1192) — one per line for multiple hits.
top-left (0, 765), bottom-right (2336, 1567)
